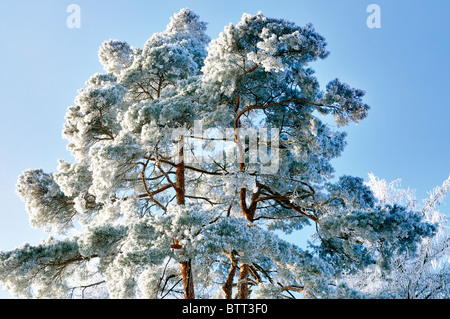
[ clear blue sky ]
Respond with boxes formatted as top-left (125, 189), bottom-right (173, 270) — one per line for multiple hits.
top-left (0, 0), bottom-right (449, 298)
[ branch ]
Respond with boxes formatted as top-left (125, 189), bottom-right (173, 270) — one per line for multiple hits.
top-left (161, 278), bottom-right (183, 299)
top-left (256, 182), bottom-right (319, 223)
top-left (97, 109), bottom-right (115, 140)
top-left (136, 82), bottom-right (154, 100)
top-left (226, 194), bottom-right (235, 217)
top-left (253, 214), bottom-right (310, 222)
top-left (145, 156), bottom-right (229, 176)
top-left (69, 280), bottom-right (106, 299)
top-left (241, 63), bottom-right (259, 76)
top-left (234, 97), bottom-right (332, 128)
top-left (280, 285), bottom-right (305, 293)
top-left (141, 154), bottom-right (167, 212)
top-left (234, 99), bottom-right (301, 128)
top-left (138, 184), bottom-right (173, 198)
top-left (38, 253), bottom-right (101, 268)
top-left (185, 195), bottom-right (225, 205)
top-left (154, 158), bottom-right (177, 191)
top-left (49, 195), bottom-right (75, 206)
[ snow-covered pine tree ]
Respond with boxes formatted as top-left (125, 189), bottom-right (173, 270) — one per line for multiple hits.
top-left (0, 9), bottom-right (438, 299)
top-left (342, 174), bottom-right (450, 299)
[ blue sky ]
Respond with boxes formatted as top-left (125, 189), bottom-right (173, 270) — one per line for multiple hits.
top-left (0, 0), bottom-right (449, 298)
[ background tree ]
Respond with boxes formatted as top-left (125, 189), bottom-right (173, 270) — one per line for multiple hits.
top-left (342, 174), bottom-right (450, 299)
top-left (0, 9), bottom-right (439, 299)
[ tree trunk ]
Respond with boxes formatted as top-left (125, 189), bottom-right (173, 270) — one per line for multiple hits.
top-left (176, 135), bottom-right (186, 206)
top-left (237, 263), bottom-right (250, 299)
top-left (234, 112), bottom-right (255, 299)
top-left (176, 135), bottom-right (195, 299)
top-left (222, 252), bottom-right (237, 299)
top-left (180, 259), bottom-right (195, 299)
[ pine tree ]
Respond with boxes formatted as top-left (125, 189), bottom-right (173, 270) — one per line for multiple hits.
top-left (0, 9), bottom-right (438, 299)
